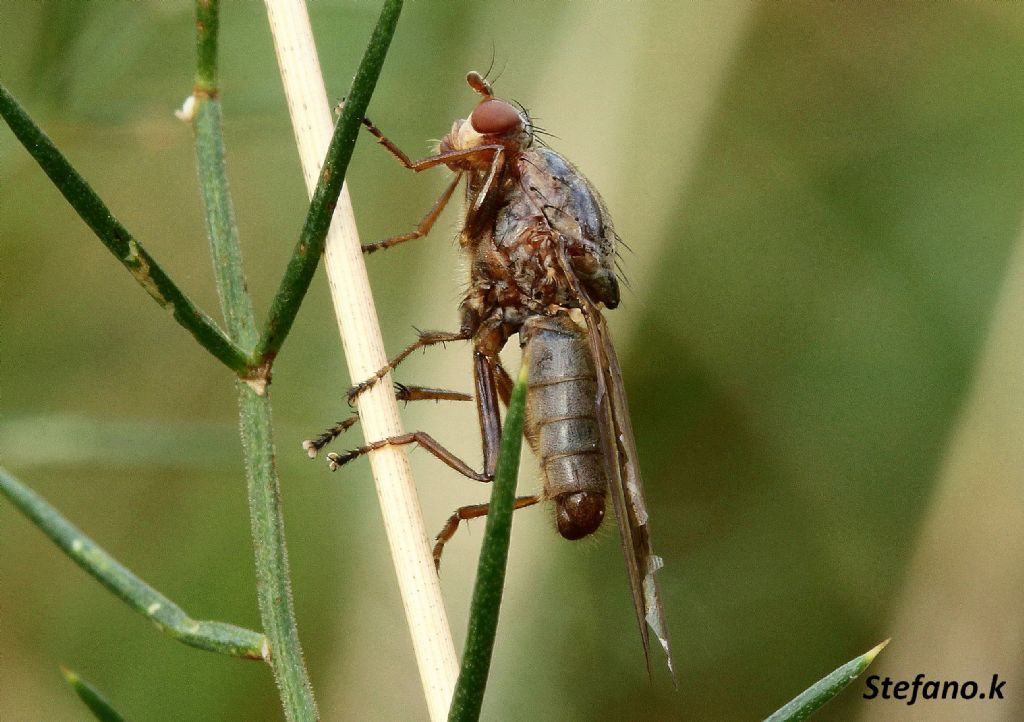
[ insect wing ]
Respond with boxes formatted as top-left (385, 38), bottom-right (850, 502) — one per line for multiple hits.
top-left (550, 232), bottom-right (674, 676)
top-left (585, 307), bottom-right (675, 679)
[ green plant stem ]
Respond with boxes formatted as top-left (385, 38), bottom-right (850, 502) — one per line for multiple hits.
top-left (193, 94), bottom-right (258, 351)
top-left (0, 82), bottom-right (249, 375)
top-left (190, 1), bottom-right (317, 719)
top-left (0, 467), bottom-right (266, 659)
top-left (61, 667), bottom-right (129, 722)
top-left (253, 0), bottom-right (404, 366)
top-left (448, 364), bottom-right (529, 722)
top-left (193, 0), bottom-right (253, 351)
top-left (235, 386), bottom-right (316, 717)
top-left (195, 0), bottom-right (219, 92)
top-left (764, 640), bottom-right (889, 722)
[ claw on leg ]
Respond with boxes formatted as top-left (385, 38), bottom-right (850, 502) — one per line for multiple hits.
top-left (303, 415), bottom-right (360, 458)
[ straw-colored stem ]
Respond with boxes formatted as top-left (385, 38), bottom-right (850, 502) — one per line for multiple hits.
top-left (263, 1), bottom-right (459, 720)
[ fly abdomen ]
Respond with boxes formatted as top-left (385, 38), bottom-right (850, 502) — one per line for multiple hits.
top-left (521, 315), bottom-right (607, 540)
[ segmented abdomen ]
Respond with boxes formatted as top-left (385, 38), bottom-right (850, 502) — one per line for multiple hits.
top-left (522, 314), bottom-right (607, 539)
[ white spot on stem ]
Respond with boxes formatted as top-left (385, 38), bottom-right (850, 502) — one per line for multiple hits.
top-left (175, 94), bottom-right (197, 123)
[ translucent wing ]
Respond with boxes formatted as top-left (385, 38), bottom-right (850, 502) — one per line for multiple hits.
top-left (587, 305), bottom-right (675, 679)
top-left (556, 247), bottom-right (675, 679)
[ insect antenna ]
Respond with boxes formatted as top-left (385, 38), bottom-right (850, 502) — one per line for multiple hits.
top-left (482, 42), bottom-right (497, 83)
top-left (490, 54), bottom-right (509, 86)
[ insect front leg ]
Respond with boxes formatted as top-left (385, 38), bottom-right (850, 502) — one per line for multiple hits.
top-left (372, 150), bottom-right (505, 260)
top-left (361, 173), bottom-right (462, 254)
top-left (355, 115), bottom-right (503, 173)
top-left (354, 116), bottom-right (503, 254)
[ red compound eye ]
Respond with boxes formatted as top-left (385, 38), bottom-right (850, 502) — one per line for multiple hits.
top-left (470, 100), bottom-right (521, 135)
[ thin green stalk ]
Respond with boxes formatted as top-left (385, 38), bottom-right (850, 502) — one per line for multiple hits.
top-left (0, 82), bottom-right (249, 375)
top-left (190, 1), bottom-right (317, 718)
top-left (253, 0), bottom-right (404, 365)
top-left (194, 0), bottom-right (254, 351)
top-left (0, 467), bottom-right (266, 659)
top-left (764, 640), bottom-right (889, 722)
top-left (61, 667), bottom-right (129, 722)
top-left (448, 364), bottom-right (529, 722)
top-left (195, 0), bottom-right (220, 93)
top-left (236, 387), bottom-right (315, 718)
top-left (193, 91), bottom-right (258, 351)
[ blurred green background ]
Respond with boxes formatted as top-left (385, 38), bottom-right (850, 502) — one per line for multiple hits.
top-left (3, 2), bottom-right (1024, 720)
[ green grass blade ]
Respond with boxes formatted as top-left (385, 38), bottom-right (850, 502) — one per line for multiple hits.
top-left (448, 364), bottom-right (529, 722)
top-left (255, 0), bottom-right (404, 364)
top-left (764, 640), bottom-right (889, 722)
top-left (0, 467), bottom-right (266, 659)
top-left (61, 667), bottom-right (128, 722)
top-left (0, 82), bottom-right (249, 375)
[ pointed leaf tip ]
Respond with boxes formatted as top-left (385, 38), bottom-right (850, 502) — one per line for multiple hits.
top-left (865, 638), bottom-right (890, 662)
top-left (763, 640), bottom-right (888, 722)
top-left (61, 666), bottom-right (128, 722)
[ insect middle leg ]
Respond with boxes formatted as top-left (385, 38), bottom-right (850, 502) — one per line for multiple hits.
top-left (342, 351), bottom-right (543, 570)
top-left (489, 356), bottom-right (515, 408)
top-left (332, 351), bottom-right (501, 475)
top-left (347, 328), bottom-right (473, 403)
top-left (428, 348), bottom-right (533, 569)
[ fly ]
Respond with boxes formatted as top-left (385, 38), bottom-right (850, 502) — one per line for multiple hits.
top-left (305, 71), bottom-right (673, 676)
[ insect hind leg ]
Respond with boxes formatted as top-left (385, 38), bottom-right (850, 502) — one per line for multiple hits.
top-left (432, 494), bottom-right (542, 570)
top-left (326, 431), bottom-right (492, 481)
top-left (304, 384), bottom-right (471, 457)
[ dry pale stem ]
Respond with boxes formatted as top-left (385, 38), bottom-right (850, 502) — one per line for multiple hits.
top-left (263, 1), bottom-right (459, 719)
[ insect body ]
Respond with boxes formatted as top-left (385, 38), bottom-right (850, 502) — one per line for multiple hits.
top-left (312, 71), bottom-right (673, 676)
